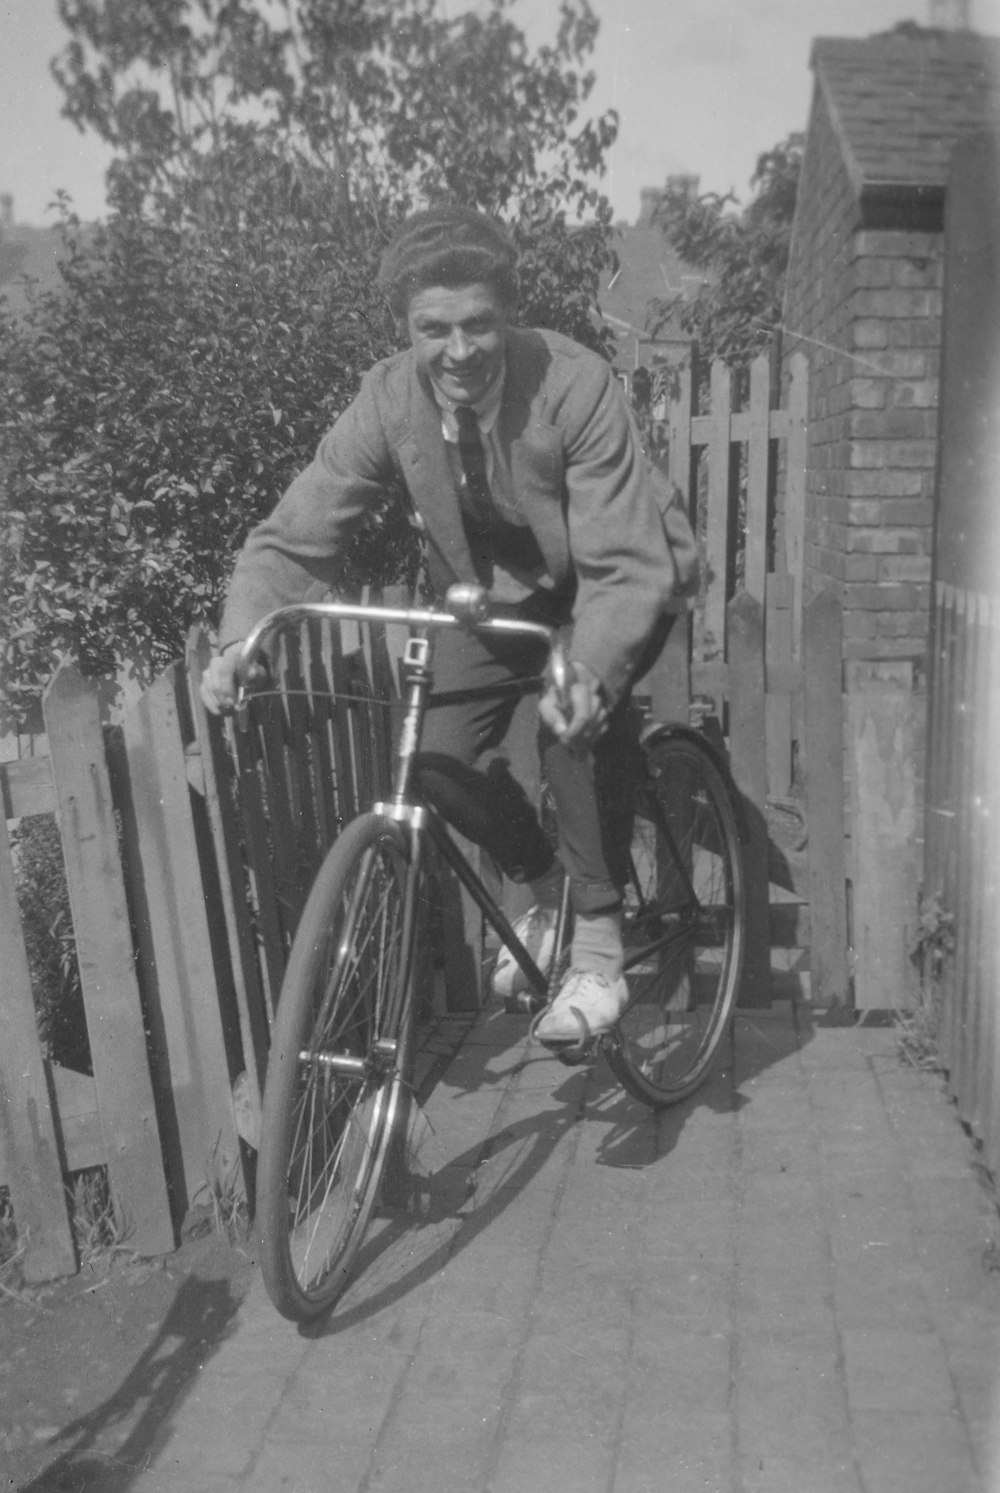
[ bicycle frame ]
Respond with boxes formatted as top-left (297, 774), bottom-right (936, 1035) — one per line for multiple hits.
top-left (235, 589), bottom-right (569, 1005)
top-left (235, 596), bottom-right (721, 1023)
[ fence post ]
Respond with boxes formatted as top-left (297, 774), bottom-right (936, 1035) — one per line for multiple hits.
top-left (784, 353), bottom-right (809, 661)
top-left (846, 661), bottom-right (920, 1012)
top-left (744, 354), bottom-right (772, 606)
top-left (0, 812), bottom-right (78, 1280)
top-left (803, 590), bottom-right (851, 1009)
top-left (186, 629), bottom-right (271, 1126)
top-left (43, 662), bottom-right (174, 1256)
top-left (704, 360), bottom-right (732, 663)
top-left (727, 592), bottom-right (772, 1006)
top-left (119, 664), bottom-right (247, 1214)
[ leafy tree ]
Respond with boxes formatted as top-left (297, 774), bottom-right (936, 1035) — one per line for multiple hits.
top-left (0, 153), bottom-right (400, 718)
top-left (53, 0), bottom-right (617, 346)
top-left (1, 0), bottom-right (618, 720)
top-left (649, 135), bottom-right (803, 369)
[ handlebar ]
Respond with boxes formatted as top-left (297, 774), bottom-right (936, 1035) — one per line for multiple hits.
top-left (232, 583), bottom-right (570, 703)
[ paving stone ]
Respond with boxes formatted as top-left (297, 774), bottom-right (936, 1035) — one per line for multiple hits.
top-left (243, 1437), bottom-right (372, 1491)
top-left (852, 1409), bottom-right (983, 1493)
top-left (741, 1451), bottom-right (862, 1493)
top-left (842, 1328), bottom-right (957, 1412)
top-left (612, 1409), bottom-right (734, 1493)
top-left (266, 1347), bottom-right (409, 1445)
top-left (831, 1254), bottom-right (935, 1330)
top-left (132, 1468), bottom-right (243, 1493)
top-left (627, 1328), bottom-right (731, 1416)
top-left (101, 991), bottom-right (1000, 1493)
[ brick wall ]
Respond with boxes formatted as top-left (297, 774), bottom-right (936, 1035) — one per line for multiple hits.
top-left (783, 83), bottom-right (943, 973)
top-left (783, 90), bottom-right (942, 687)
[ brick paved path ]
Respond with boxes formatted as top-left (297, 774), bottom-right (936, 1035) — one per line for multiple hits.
top-left (27, 1002), bottom-right (1000, 1492)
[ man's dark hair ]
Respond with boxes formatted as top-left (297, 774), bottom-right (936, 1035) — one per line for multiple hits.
top-left (378, 205), bottom-right (519, 320)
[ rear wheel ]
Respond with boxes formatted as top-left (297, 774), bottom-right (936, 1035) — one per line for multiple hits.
top-left (256, 814), bottom-right (414, 1321)
top-left (609, 729), bottom-right (746, 1107)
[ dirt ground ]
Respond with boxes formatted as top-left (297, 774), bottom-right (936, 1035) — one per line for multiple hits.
top-left (0, 1218), bottom-right (256, 1492)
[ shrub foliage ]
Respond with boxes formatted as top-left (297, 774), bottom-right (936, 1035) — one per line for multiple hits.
top-left (1, 0), bottom-right (618, 720)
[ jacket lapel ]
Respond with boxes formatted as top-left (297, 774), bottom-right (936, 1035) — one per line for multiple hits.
top-left (393, 365), bottom-right (479, 586)
top-left (391, 337), bottom-right (571, 590)
top-left (500, 341), bottom-right (570, 584)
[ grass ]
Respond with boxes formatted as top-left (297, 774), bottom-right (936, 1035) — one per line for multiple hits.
top-left (895, 983), bottom-right (945, 1073)
top-left (66, 1167), bottom-right (133, 1268)
top-left (190, 1139), bottom-right (250, 1245)
top-left (897, 893), bottom-right (954, 1072)
top-left (0, 1187), bottom-right (17, 1269)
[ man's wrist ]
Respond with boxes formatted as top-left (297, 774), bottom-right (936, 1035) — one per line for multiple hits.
top-left (569, 659), bottom-right (605, 698)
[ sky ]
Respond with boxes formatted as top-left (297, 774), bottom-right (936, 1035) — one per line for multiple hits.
top-left (3, 0), bottom-right (1000, 228)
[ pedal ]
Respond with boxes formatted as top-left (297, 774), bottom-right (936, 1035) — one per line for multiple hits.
top-left (550, 1039), bottom-right (599, 1068)
top-left (504, 990), bottom-right (545, 1016)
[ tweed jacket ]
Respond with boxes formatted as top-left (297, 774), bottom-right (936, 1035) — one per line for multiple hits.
top-left (220, 326), bottom-right (697, 709)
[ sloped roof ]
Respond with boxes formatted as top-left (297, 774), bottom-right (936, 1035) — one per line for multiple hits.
top-left (599, 223), bottom-right (702, 341)
top-left (812, 31), bottom-right (1000, 197)
top-left (0, 224), bottom-right (66, 314)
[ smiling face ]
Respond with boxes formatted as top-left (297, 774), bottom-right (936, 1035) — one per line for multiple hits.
top-left (405, 281), bottom-right (509, 406)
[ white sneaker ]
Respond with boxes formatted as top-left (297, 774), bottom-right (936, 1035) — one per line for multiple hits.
top-left (533, 967), bottom-right (629, 1045)
top-left (491, 904), bottom-right (559, 998)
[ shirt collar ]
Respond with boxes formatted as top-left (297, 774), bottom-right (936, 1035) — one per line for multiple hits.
top-left (433, 364), bottom-right (506, 440)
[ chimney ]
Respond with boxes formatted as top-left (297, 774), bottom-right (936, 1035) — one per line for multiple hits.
top-left (0, 194), bottom-right (13, 235)
top-left (665, 174), bottom-right (700, 204)
top-left (637, 186), bottom-right (663, 226)
top-left (928, 0), bottom-right (971, 26)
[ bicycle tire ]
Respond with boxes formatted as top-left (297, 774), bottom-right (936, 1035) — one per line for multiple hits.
top-left (256, 813), bottom-right (415, 1321)
top-left (608, 728), bottom-right (746, 1107)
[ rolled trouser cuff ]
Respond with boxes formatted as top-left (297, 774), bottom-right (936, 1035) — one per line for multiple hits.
top-left (568, 876), bottom-right (622, 917)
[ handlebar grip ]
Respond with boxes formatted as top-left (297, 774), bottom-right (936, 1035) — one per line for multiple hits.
top-left (550, 644), bottom-right (571, 711)
top-left (235, 653), bottom-right (271, 692)
top-left (444, 582), bottom-right (490, 624)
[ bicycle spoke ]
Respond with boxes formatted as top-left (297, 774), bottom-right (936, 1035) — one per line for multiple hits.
top-left (610, 732), bottom-right (746, 1107)
top-left (257, 817), bottom-right (413, 1320)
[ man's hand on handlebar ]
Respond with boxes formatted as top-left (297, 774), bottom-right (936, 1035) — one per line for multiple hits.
top-left (200, 647), bottom-right (242, 715)
top-left (539, 660), bottom-right (608, 751)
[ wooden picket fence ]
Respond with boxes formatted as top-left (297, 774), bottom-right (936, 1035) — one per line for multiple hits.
top-left (644, 351), bottom-right (844, 1006)
top-left (2, 349), bottom-right (839, 1283)
top-left (0, 614), bottom-right (410, 1282)
top-left (924, 583), bottom-right (1000, 1176)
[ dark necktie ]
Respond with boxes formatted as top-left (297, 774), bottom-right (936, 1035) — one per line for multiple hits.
top-left (454, 404), bottom-right (493, 520)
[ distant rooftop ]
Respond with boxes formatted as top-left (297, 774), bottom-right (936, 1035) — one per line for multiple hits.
top-left (601, 181), bottom-right (704, 347)
top-left (812, 30), bottom-right (1000, 198)
top-left (0, 194), bottom-right (67, 313)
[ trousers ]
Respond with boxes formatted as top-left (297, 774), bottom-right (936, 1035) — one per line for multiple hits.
top-left (414, 624), bottom-right (642, 916)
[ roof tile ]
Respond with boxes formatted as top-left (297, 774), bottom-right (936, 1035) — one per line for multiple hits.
top-left (812, 32), bottom-right (1000, 191)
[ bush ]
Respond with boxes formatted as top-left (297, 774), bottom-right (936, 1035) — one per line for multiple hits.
top-left (11, 815), bottom-right (90, 1073)
top-left (0, 148), bottom-right (414, 721)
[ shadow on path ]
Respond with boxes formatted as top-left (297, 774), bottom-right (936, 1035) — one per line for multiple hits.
top-left (295, 997), bottom-right (809, 1338)
top-left (21, 1273), bottom-right (244, 1493)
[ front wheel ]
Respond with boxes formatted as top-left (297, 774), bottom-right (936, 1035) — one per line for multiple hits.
top-left (256, 814), bottom-right (415, 1321)
top-left (609, 729), bottom-right (746, 1107)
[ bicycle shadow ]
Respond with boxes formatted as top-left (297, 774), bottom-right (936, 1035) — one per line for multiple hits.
top-left (299, 994), bottom-right (810, 1337)
top-left (15, 1274), bottom-right (244, 1493)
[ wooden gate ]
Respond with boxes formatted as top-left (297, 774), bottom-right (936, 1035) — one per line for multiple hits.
top-left (922, 133), bottom-right (1000, 1173)
top-left (640, 350), bottom-right (818, 1005)
top-left (0, 607), bottom-right (432, 1282)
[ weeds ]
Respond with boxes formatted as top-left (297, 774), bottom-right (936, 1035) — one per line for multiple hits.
top-left (66, 1167), bottom-right (132, 1267)
top-left (0, 1187), bottom-right (18, 1269)
top-left (895, 989), bottom-right (945, 1072)
top-left (11, 816), bottom-right (90, 1073)
top-left (190, 1140), bottom-right (249, 1244)
top-left (897, 893), bottom-right (955, 1072)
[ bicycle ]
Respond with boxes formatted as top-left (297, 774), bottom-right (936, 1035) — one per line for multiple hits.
top-left (232, 585), bottom-right (747, 1322)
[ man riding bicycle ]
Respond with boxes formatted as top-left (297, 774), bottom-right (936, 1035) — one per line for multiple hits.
top-left (201, 204), bottom-right (696, 1045)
